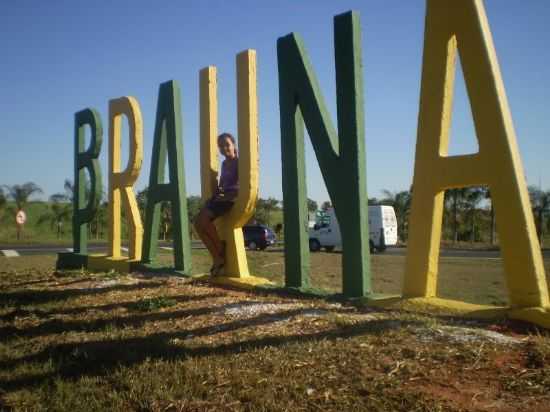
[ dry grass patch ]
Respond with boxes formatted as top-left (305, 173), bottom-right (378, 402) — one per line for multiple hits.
top-left (0, 253), bottom-right (549, 411)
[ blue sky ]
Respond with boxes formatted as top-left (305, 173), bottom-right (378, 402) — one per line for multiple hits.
top-left (1, 0), bottom-right (549, 205)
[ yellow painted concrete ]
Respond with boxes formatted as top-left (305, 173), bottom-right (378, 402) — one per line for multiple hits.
top-left (87, 254), bottom-right (139, 273)
top-left (509, 307), bottom-right (550, 329)
top-left (199, 50), bottom-right (259, 278)
top-left (403, 0), bottom-right (549, 327)
top-left (369, 297), bottom-right (509, 319)
top-left (195, 274), bottom-right (274, 290)
top-left (363, 296), bottom-right (550, 328)
top-left (107, 97), bottom-right (144, 262)
top-left (199, 66), bottom-right (219, 201)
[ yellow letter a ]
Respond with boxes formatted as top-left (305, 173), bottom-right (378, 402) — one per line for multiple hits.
top-left (404, 0), bottom-right (549, 325)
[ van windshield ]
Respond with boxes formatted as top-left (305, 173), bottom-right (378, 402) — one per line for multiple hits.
top-left (315, 210), bottom-right (331, 226)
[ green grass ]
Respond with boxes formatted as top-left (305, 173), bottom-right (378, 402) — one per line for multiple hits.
top-left (226, 250), bottom-right (549, 306)
top-left (0, 201), bottom-right (74, 245)
top-left (1, 251), bottom-right (549, 411)
top-left (132, 296), bottom-right (177, 312)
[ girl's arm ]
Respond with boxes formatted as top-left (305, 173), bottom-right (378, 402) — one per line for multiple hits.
top-left (214, 160), bottom-right (226, 196)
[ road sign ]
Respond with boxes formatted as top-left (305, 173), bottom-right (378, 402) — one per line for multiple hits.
top-left (15, 210), bottom-right (26, 225)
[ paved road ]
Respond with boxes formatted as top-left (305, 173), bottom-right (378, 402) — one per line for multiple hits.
top-left (0, 242), bottom-right (205, 257)
top-left (2, 243), bottom-right (550, 259)
top-left (383, 247), bottom-right (550, 259)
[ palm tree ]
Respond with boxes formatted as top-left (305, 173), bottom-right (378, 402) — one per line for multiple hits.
top-left (482, 188), bottom-right (496, 244)
top-left (159, 201), bottom-right (173, 241)
top-left (0, 187), bottom-right (6, 220)
top-left (37, 193), bottom-right (71, 239)
top-left (187, 195), bottom-right (202, 238)
top-left (307, 198), bottom-right (318, 213)
top-left (90, 201), bottom-right (108, 240)
top-left (4, 182), bottom-right (43, 239)
top-left (274, 222), bottom-right (283, 237)
top-left (444, 188), bottom-right (468, 242)
top-left (4, 182), bottom-right (43, 211)
top-left (65, 178), bottom-right (107, 239)
top-left (321, 201), bottom-right (332, 211)
top-left (253, 198), bottom-right (268, 224)
top-left (263, 197), bottom-right (280, 226)
top-left (381, 189), bottom-right (411, 242)
top-left (464, 187), bottom-right (485, 242)
top-left (136, 187), bottom-right (174, 240)
top-left (528, 186), bottom-right (550, 244)
top-left (63, 179), bottom-right (74, 202)
top-left (136, 187), bottom-right (149, 218)
top-left (0, 188), bottom-right (9, 231)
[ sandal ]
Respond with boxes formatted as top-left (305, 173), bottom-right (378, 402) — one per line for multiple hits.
top-left (210, 241), bottom-right (226, 276)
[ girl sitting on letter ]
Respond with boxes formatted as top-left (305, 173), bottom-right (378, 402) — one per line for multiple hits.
top-left (194, 132), bottom-right (239, 276)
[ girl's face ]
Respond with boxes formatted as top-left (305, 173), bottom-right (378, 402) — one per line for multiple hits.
top-left (218, 136), bottom-right (236, 159)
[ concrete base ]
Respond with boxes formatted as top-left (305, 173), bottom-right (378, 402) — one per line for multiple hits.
top-left (509, 307), bottom-right (550, 329)
top-left (56, 252), bottom-right (88, 270)
top-left (87, 254), bottom-right (141, 273)
top-left (132, 262), bottom-right (193, 277)
top-left (367, 296), bottom-right (508, 318)
top-left (364, 296), bottom-right (550, 329)
top-left (195, 274), bottom-right (275, 290)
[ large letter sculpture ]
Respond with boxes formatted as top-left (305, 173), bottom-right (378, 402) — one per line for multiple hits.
top-left (56, 109), bottom-right (103, 269)
top-left (278, 11), bottom-right (371, 297)
top-left (403, 0), bottom-right (549, 327)
top-left (199, 50), bottom-right (270, 287)
top-left (88, 97), bottom-right (144, 272)
top-left (141, 80), bottom-right (192, 273)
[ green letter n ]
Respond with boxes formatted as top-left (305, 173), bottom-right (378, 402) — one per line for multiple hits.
top-left (142, 80), bottom-right (192, 273)
top-left (278, 11), bottom-right (371, 297)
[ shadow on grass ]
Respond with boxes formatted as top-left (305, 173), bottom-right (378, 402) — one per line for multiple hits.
top-left (0, 293), bottom-right (226, 322)
top-left (3, 278), bottom-right (55, 288)
top-left (189, 278), bottom-right (345, 302)
top-left (0, 314), bottom-right (420, 393)
top-left (0, 298), bottom-right (277, 343)
top-left (0, 281), bottom-right (166, 306)
top-left (133, 265), bottom-right (193, 278)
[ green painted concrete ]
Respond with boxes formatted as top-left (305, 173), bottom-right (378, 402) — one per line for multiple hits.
top-left (277, 11), bottom-right (371, 297)
top-left (73, 108), bottom-right (103, 254)
top-left (141, 80), bottom-right (192, 273)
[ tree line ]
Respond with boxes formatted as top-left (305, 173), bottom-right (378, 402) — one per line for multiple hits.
top-left (0, 181), bottom-right (286, 240)
top-left (370, 186), bottom-right (550, 246)
top-left (1, 181), bottom-right (550, 246)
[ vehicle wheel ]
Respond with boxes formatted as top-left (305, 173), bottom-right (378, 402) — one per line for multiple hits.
top-left (325, 246), bottom-right (335, 252)
top-left (369, 240), bottom-right (375, 254)
top-left (309, 239), bottom-right (321, 252)
top-left (259, 246), bottom-right (267, 251)
top-left (248, 241), bottom-right (257, 250)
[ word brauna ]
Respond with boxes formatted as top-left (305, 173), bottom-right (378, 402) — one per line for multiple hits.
top-left (57, 1), bottom-right (549, 329)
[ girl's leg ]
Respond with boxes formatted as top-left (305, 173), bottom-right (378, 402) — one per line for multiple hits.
top-left (194, 209), bottom-right (224, 264)
top-left (202, 216), bottom-right (225, 259)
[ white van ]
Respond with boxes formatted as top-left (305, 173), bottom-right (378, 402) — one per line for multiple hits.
top-left (308, 206), bottom-right (398, 253)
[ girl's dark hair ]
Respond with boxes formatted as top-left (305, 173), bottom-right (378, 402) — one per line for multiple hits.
top-left (217, 132), bottom-right (236, 147)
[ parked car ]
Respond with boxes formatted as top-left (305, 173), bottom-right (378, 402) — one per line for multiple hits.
top-left (243, 224), bottom-right (277, 250)
top-left (308, 206), bottom-right (398, 253)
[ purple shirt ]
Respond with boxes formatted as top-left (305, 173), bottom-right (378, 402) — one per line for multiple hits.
top-left (218, 157), bottom-right (239, 198)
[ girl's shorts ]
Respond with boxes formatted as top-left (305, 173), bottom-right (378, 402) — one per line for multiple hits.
top-left (206, 197), bottom-right (234, 220)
